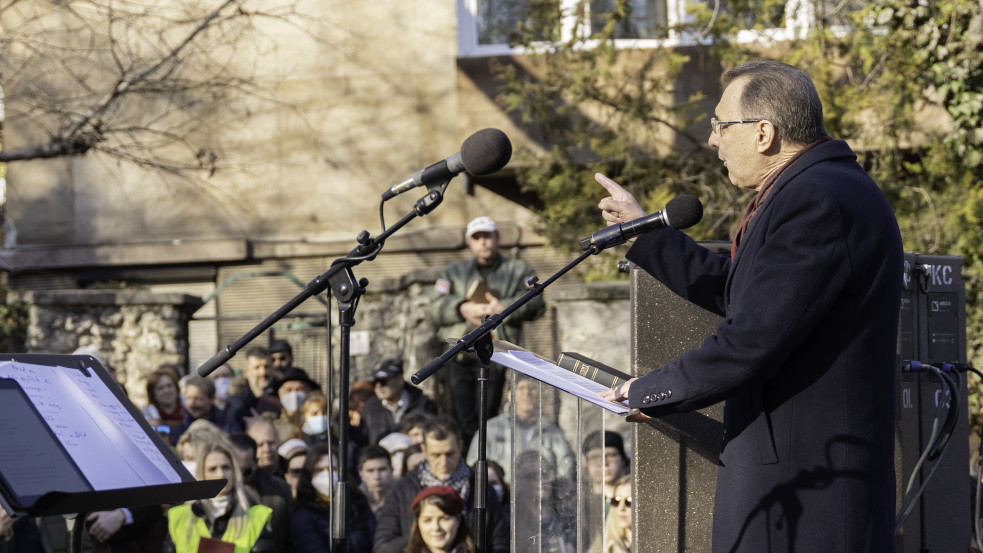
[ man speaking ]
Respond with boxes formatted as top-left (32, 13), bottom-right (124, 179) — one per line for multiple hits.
top-left (598, 60), bottom-right (902, 553)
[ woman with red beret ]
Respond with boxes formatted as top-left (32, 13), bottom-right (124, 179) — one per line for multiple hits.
top-left (404, 486), bottom-right (474, 553)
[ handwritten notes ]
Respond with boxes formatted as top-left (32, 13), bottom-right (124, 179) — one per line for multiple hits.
top-left (0, 381), bottom-right (89, 501)
top-left (0, 359), bottom-right (181, 493)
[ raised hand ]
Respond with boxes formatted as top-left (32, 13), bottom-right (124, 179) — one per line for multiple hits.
top-left (596, 173), bottom-right (645, 226)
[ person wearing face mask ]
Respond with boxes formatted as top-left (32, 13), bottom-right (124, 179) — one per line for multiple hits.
top-left (230, 433), bottom-right (293, 553)
top-left (208, 364), bottom-right (236, 412)
top-left (291, 443), bottom-right (377, 553)
top-left (294, 393), bottom-right (330, 444)
top-left (271, 367), bottom-right (321, 443)
top-left (164, 439), bottom-right (274, 553)
top-left (290, 393), bottom-right (362, 477)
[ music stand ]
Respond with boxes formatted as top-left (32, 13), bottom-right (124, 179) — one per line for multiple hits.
top-left (0, 354), bottom-right (223, 551)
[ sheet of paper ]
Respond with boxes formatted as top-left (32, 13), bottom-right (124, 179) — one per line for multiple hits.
top-left (491, 350), bottom-right (630, 414)
top-left (0, 382), bottom-right (90, 500)
top-left (0, 360), bottom-right (181, 491)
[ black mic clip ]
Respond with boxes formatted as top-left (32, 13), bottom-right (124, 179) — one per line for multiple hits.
top-left (413, 188), bottom-right (445, 216)
top-left (580, 234), bottom-right (612, 253)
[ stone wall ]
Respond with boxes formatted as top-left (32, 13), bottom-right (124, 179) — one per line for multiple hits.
top-left (8, 279), bottom-right (631, 413)
top-left (11, 289), bottom-right (203, 406)
top-left (331, 271), bottom-right (450, 407)
top-left (310, 273), bottom-right (630, 412)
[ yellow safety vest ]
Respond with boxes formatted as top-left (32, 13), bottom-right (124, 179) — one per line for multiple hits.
top-left (167, 503), bottom-right (272, 553)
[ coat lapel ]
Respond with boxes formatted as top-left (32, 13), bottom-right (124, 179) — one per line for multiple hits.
top-left (723, 140), bottom-right (856, 309)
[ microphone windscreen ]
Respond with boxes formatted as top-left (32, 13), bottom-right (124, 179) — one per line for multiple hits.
top-left (460, 128), bottom-right (512, 175)
top-left (665, 194), bottom-right (703, 229)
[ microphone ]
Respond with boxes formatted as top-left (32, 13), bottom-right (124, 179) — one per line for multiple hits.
top-left (382, 128), bottom-right (512, 200)
top-left (580, 194), bottom-right (703, 251)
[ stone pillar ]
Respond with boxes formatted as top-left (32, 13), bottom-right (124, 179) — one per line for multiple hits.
top-left (12, 289), bottom-right (203, 406)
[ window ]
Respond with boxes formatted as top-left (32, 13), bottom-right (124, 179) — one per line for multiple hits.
top-left (457, 0), bottom-right (694, 56)
top-left (457, 0), bottom-right (861, 57)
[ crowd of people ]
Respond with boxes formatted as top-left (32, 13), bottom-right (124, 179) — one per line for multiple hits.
top-left (0, 214), bottom-right (635, 552)
top-left (0, 228), bottom-right (632, 552)
top-left (0, 55), bottom-right (919, 553)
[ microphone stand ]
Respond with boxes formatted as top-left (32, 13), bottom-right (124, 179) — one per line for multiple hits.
top-left (328, 261), bottom-right (361, 553)
top-left (197, 186), bottom-right (448, 553)
top-left (69, 512), bottom-right (86, 553)
top-left (411, 245), bottom-right (599, 553)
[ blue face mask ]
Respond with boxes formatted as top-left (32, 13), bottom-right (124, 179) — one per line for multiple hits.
top-left (280, 391), bottom-right (308, 415)
top-left (303, 415), bottom-right (329, 436)
top-left (213, 377), bottom-right (232, 401)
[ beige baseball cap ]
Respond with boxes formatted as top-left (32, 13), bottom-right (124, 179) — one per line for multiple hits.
top-left (466, 216), bottom-right (498, 239)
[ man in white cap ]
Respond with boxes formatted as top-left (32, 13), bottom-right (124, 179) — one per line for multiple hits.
top-left (429, 216), bottom-right (545, 445)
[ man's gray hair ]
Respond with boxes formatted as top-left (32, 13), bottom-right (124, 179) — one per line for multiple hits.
top-left (723, 60), bottom-right (827, 147)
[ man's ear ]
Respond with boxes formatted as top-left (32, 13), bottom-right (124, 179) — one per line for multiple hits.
top-left (755, 120), bottom-right (777, 153)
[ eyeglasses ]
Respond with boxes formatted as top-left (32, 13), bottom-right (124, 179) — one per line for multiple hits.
top-left (710, 117), bottom-right (762, 134)
top-left (610, 496), bottom-right (632, 508)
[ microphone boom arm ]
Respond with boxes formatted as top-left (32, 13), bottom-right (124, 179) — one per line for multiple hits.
top-left (411, 246), bottom-right (597, 385)
top-left (198, 187), bottom-right (446, 378)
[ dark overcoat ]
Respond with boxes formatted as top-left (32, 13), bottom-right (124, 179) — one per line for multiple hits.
top-left (625, 139), bottom-right (901, 553)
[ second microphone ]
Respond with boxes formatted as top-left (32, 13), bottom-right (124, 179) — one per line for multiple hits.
top-left (382, 128), bottom-right (512, 200)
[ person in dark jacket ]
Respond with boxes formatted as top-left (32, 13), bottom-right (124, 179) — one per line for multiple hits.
top-left (225, 347), bottom-right (282, 429)
top-left (373, 416), bottom-right (508, 553)
top-left (230, 432), bottom-right (293, 553)
top-left (360, 358), bottom-right (438, 446)
top-left (428, 216), bottom-right (545, 445)
top-left (405, 486), bottom-right (475, 553)
top-left (291, 443), bottom-right (376, 553)
top-left (171, 376), bottom-right (241, 444)
top-left (598, 60), bottom-right (902, 553)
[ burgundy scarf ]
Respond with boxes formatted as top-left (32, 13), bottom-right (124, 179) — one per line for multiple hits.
top-left (730, 136), bottom-right (832, 259)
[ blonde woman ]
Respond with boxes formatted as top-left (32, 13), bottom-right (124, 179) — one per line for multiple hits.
top-left (603, 475), bottom-right (632, 553)
top-left (164, 439), bottom-right (274, 553)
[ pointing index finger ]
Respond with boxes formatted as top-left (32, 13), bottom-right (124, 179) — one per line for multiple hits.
top-left (595, 172), bottom-right (628, 195)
